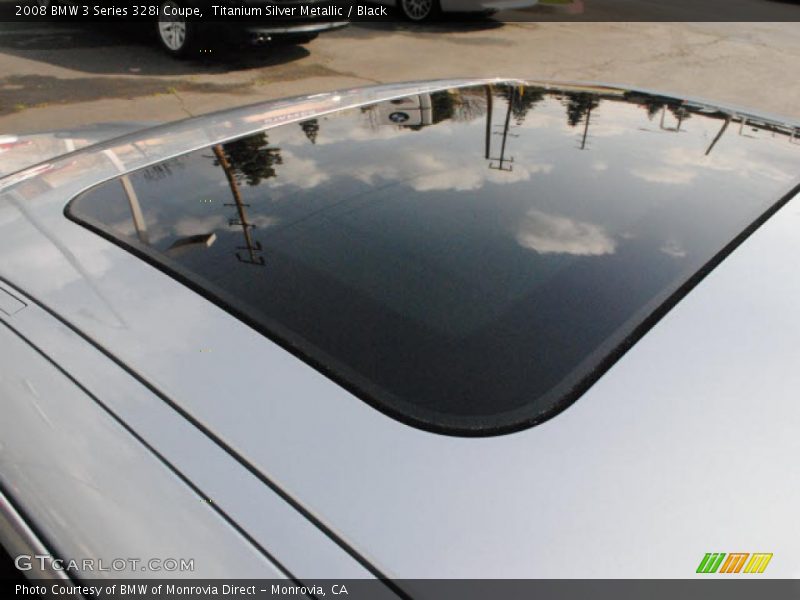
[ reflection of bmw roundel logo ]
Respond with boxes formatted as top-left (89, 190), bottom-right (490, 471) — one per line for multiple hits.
top-left (389, 111), bottom-right (410, 123)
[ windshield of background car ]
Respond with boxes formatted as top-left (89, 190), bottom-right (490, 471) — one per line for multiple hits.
top-left (66, 84), bottom-right (800, 435)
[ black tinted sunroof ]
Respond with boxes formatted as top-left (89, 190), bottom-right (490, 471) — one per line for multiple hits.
top-left (67, 84), bottom-right (800, 435)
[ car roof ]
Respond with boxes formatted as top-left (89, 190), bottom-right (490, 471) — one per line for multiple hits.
top-left (2, 79), bottom-right (800, 579)
top-left (62, 82), bottom-right (800, 437)
top-left (0, 122), bottom-right (154, 179)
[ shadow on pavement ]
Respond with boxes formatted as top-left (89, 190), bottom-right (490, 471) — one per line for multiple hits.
top-left (0, 21), bottom-right (323, 115)
top-left (0, 22), bottom-right (312, 76)
top-left (339, 14), bottom-right (506, 37)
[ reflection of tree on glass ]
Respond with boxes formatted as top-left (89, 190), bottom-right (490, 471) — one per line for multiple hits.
top-left (300, 119), bottom-right (319, 145)
top-left (213, 133), bottom-right (282, 187)
top-left (563, 92), bottom-right (600, 128)
top-left (450, 88), bottom-right (489, 123)
top-left (500, 86), bottom-right (546, 125)
top-left (641, 97), bottom-right (665, 121)
top-left (431, 91), bottom-right (457, 125)
top-left (632, 96), bottom-right (691, 131)
top-left (663, 104), bottom-right (691, 131)
top-left (562, 92), bottom-right (600, 150)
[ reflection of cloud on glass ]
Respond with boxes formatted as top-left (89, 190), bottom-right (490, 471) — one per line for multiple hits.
top-left (413, 160), bottom-right (551, 192)
top-left (248, 215), bottom-right (279, 229)
top-left (412, 166), bottom-right (488, 192)
top-left (592, 161), bottom-right (609, 171)
top-left (660, 240), bottom-right (687, 258)
top-left (272, 150), bottom-right (329, 189)
top-left (631, 166), bottom-right (697, 185)
top-left (352, 151), bottom-right (551, 193)
top-left (313, 121), bottom-right (415, 145)
top-left (582, 121), bottom-right (629, 138)
top-left (516, 209), bottom-right (616, 256)
top-left (514, 97), bottom-right (635, 138)
top-left (173, 214), bottom-right (228, 237)
top-left (108, 217), bottom-right (139, 239)
top-left (633, 143), bottom-right (796, 187)
top-left (660, 146), bottom-right (794, 183)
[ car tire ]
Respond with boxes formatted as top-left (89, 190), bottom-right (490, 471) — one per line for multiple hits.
top-left (156, 0), bottom-right (198, 58)
top-left (399, 0), bottom-right (441, 21)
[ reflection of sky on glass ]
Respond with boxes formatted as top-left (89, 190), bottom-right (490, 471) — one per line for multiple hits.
top-left (70, 86), bottom-right (800, 433)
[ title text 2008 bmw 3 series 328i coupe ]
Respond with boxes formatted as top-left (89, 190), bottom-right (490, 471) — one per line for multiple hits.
top-left (1, 80), bottom-right (799, 589)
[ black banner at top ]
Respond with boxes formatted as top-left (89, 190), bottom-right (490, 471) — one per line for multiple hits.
top-left (2, 0), bottom-right (800, 22)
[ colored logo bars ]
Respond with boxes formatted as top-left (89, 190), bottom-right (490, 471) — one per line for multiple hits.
top-left (696, 553), bottom-right (773, 574)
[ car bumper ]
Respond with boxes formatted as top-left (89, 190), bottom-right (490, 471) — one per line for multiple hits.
top-left (208, 19), bottom-right (347, 44)
top-left (440, 0), bottom-right (537, 12)
top-left (242, 20), bottom-right (348, 37)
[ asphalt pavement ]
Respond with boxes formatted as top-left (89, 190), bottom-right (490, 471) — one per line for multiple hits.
top-left (2, 17), bottom-right (800, 136)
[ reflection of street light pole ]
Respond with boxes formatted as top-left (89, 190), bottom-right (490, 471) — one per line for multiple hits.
top-left (101, 148), bottom-right (149, 245)
top-left (213, 144), bottom-right (264, 267)
top-left (119, 175), bottom-right (150, 245)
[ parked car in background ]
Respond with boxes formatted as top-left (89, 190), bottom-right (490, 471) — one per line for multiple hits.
top-left (33, 0), bottom-right (348, 57)
top-left (378, 0), bottom-right (538, 22)
top-left (374, 94), bottom-right (433, 126)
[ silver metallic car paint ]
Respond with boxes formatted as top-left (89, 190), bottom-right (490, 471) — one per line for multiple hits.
top-left (0, 123), bottom-right (152, 179)
top-left (0, 280), bottom-right (381, 582)
top-left (0, 487), bottom-right (72, 581)
top-left (0, 321), bottom-right (287, 579)
top-left (0, 285), bottom-right (26, 316)
top-left (1, 81), bottom-right (799, 582)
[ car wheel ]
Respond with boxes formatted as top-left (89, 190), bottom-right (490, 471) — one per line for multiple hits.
top-left (157, 0), bottom-right (197, 58)
top-left (399, 0), bottom-right (440, 21)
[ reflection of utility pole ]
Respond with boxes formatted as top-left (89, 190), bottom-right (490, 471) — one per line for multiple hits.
top-left (488, 90), bottom-right (517, 171)
top-left (579, 103), bottom-right (594, 150)
top-left (705, 117), bottom-right (731, 156)
top-left (213, 144), bottom-right (265, 266)
top-left (485, 86), bottom-right (493, 160)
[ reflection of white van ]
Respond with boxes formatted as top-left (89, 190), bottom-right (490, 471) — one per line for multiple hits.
top-left (376, 94), bottom-right (433, 127)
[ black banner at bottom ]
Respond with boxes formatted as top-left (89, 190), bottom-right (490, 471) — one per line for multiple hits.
top-left (4, 579), bottom-right (800, 600)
